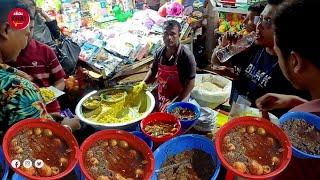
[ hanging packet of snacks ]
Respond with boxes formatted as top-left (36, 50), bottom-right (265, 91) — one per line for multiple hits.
top-left (88, 0), bottom-right (115, 22)
top-left (60, 1), bottom-right (82, 30)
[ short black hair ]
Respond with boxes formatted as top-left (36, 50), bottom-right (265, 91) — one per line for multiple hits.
top-left (267, 0), bottom-right (284, 5)
top-left (248, 2), bottom-right (266, 14)
top-left (274, 0), bottom-right (320, 68)
top-left (163, 20), bottom-right (181, 32)
top-left (0, 0), bottom-right (30, 24)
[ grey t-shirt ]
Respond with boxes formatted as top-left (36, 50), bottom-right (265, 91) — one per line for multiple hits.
top-left (151, 45), bottom-right (197, 86)
top-left (33, 14), bottom-right (54, 45)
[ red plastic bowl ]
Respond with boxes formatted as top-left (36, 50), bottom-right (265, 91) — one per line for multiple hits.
top-left (2, 118), bottom-right (79, 180)
top-left (215, 116), bottom-right (292, 180)
top-left (140, 112), bottom-right (181, 143)
top-left (79, 129), bottom-right (154, 180)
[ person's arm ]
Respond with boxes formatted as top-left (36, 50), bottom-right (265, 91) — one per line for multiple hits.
top-left (210, 32), bottom-right (241, 78)
top-left (143, 69), bottom-right (156, 84)
top-left (178, 78), bottom-right (195, 101)
top-left (47, 47), bottom-right (66, 91)
top-left (143, 54), bottom-right (159, 84)
top-left (178, 52), bottom-right (197, 101)
top-left (211, 32), bottom-right (238, 65)
top-left (45, 20), bottom-right (61, 40)
top-left (37, 8), bottom-right (52, 22)
top-left (2, 67), bottom-right (51, 124)
top-left (37, 8), bottom-right (61, 40)
top-left (54, 78), bottom-right (65, 91)
top-left (256, 93), bottom-right (308, 111)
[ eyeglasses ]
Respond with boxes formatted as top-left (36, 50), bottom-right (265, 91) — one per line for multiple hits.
top-left (255, 16), bottom-right (273, 27)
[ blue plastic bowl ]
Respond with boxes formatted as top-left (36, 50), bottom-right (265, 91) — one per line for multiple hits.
top-left (279, 111), bottom-right (320, 159)
top-left (152, 134), bottom-right (221, 180)
top-left (131, 131), bottom-right (154, 150)
top-left (167, 102), bottom-right (201, 130)
top-left (0, 146), bottom-right (9, 180)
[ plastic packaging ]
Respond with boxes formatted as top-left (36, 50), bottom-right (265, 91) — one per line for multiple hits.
top-left (191, 74), bottom-right (232, 109)
top-left (216, 33), bottom-right (256, 63)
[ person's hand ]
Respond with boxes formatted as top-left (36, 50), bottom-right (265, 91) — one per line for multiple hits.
top-left (36, 7), bottom-right (52, 22)
top-left (256, 93), bottom-right (307, 111)
top-left (211, 65), bottom-right (237, 79)
top-left (61, 116), bottom-right (81, 132)
top-left (36, 7), bottom-right (45, 16)
top-left (219, 32), bottom-right (242, 47)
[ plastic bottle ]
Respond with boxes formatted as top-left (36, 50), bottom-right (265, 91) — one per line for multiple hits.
top-left (216, 33), bottom-right (256, 63)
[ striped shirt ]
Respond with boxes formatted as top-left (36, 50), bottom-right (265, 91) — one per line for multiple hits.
top-left (16, 39), bottom-right (66, 113)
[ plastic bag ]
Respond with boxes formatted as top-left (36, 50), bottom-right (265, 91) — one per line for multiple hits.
top-left (193, 107), bottom-right (218, 132)
top-left (229, 96), bottom-right (279, 125)
top-left (191, 74), bottom-right (232, 109)
top-left (53, 37), bottom-right (81, 75)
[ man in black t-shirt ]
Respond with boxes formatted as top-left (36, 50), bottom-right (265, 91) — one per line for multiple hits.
top-left (144, 20), bottom-right (197, 111)
top-left (211, 0), bottom-right (309, 116)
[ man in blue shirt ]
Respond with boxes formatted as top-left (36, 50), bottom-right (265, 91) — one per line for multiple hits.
top-left (211, 0), bottom-right (309, 116)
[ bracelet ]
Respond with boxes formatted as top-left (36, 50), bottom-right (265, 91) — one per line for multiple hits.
top-left (63, 125), bottom-right (72, 132)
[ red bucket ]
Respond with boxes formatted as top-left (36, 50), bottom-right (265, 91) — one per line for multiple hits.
top-left (2, 118), bottom-right (79, 180)
top-left (140, 112), bottom-right (181, 144)
top-left (79, 129), bottom-right (154, 180)
top-left (215, 116), bottom-right (292, 180)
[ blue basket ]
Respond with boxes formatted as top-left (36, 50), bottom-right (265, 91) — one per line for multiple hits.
top-left (152, 134), bottom-right (221, 180)
top-left (0, 146), bottom-right (9, 180)
top-left (167, 102), bottom-right (201, 130)
top-left (131, 131), bottom-right (154, 150)
top-left (279, 111), bottom-right (320, 159)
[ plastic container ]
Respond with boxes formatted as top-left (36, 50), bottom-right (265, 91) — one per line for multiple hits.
top-left (79, 130), bottom-right (154, 180)
top-left (215, 116), bottom-right (292, 179)
top-left (75, 90), bottom-right (155, 130)
top-left (2, 118), bottom-right (79, 180)
top-left (216, 33), bottom-right (256, 63)
top-left (140, 112), bottom-right (181, 144)
top-left (279, 111), bottom-right (320, 159)
top-left (0, 146), bottom-right (9, 180)
top-left (131, 131), bottom-right (154, 150)
top-left (152, 134), bottom-right (221, 180)
top-left (167, 102), bottom-right (201, 130)
top-left (12, 164), bottom-right (83, 180)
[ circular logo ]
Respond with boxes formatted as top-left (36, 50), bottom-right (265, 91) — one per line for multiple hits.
top-left (11, 159), bottom-right (21, 169)
top-left (34, 159), bottom-right (44, 168)
top-left (23, 159), bottom-right (33, 168)
top-left (8, 8), bottom-right (30, 30)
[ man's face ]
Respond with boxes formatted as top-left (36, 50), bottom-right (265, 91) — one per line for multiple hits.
top-left (274, 36), bottom-right (302, 89)
top-left (256, 4), bottom-right (277, 47)
top-left (27, 20), bottom-right (34, 43)
top-left (0, 23), bottom-right (31, 62)
top-left (243, 11), bottom-right (259, 33)
top-left (163, 26), bottom-right (180, 48)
